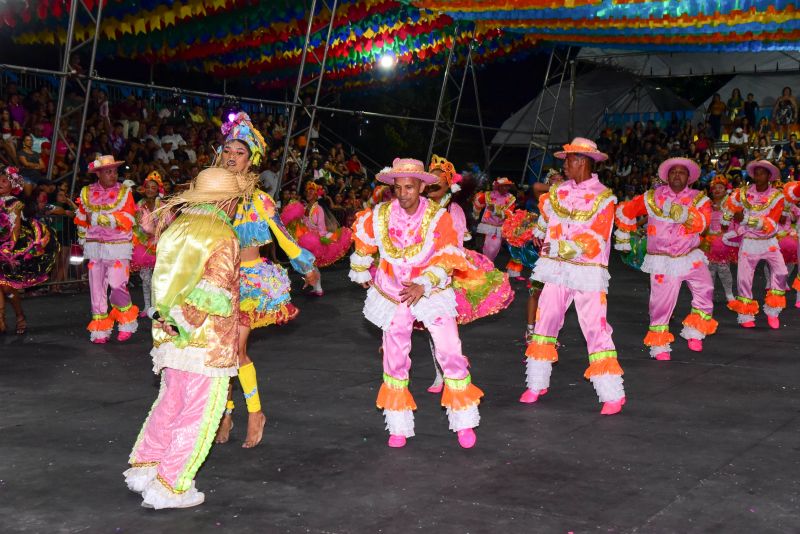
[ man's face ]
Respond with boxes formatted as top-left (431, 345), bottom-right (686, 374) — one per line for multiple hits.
top-left (393, 176), bottom-right (424, 212)
top-left (563, 154), bottom-right (587, 179)
top-left (97, 167), bottom-right (118, 188)
top-left (752, 167), bottom-right (770, 187)
top-left (162, 142), bottom-right (173, 152)
top-left (667, 165), bottom-right (690, 192)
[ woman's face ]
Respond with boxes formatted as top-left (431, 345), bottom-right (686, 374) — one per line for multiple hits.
top-left (783, 87), bottom-right (791, 97)
top-left (143, 180), bottom-right (159, 199)
top-left (221, 140), bottom-right (251, 173)
top-left (334, 193), bottom-right (343, 204)
top-left (305, 187), bottom-right (317, 203)
top-left (22, 135), bottom-right (33, 148)
top-left (0, 174), bottom-right (11, 195)
top-left (1, 110), bottom-right (9, 122)
top-left (711, 183), bottom-right (726, 199)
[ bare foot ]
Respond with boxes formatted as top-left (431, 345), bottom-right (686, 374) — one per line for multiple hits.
top-left (242, 411), bottom-right (266, 449)
top-left (214, 414), bottom-right (233, 444)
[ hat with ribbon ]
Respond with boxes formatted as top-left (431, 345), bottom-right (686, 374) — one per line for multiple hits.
top-left (376, 158), bottom-right (438, 185)
top-left (554, 137), bottom-right (608, 162)
top-left (658, 157), bottom-right (702, 185)
top-left (87, 154), bottom-right (124, 174)
top-left (220, 112), bottom-right (267, 166)
top-left (745, 159), bottom-right (780, 182)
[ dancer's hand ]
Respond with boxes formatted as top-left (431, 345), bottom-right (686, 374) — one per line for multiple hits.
top-left (154, 318), bottom-right (178, 336)
top-left (532, 236), bottom-right (544, 249)
top-left (360, 281), bottom-right (372, 289)
top-left (400, 281), bottom-right (425, 306)
top-left (540, 242), bottom-right (550, 256)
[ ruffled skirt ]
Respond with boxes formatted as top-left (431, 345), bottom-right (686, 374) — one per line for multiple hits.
top-left (297, 227), bottom-right (353, 268)
top-left (703, 234), bottom-right (738, 264)
top-left (0, 218), bottom-right (59, 289)
top-left (620, 233), bottom-right (647, 271)
top-left (131, 244), bottom-right (156, 271)
top-left (239, 258), bottom-right (298, 329)
top-left (453, 249), bottom-right (514, 324)
top-left (778, 231), bottom-right (798, 265)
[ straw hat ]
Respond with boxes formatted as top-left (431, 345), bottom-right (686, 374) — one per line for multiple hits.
top-left (658, 157), bottom-right (701, 185)
top-left (745, 160), bottom-right (780, 182)
top-left (376, 158), bottom-right (438, 185)
top-left (170, 167), bottom-right (248, 205)
top-left (554, 137), bottom-right (608, 162)
top-left (87, 154), bottom-right (124, 174)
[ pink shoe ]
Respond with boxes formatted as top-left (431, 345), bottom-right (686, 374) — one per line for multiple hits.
top-left (654, 352), bottom-right (671, 361)
top-left (740, 321), bottom-right (756, 328)
top-left (687, 339), bottom-right (703, 352)
top-left (311, 291), bottom-right (324, 297)
top-left (117, 331), bottom-right (133, 342)
top-left (138, 310), bottom-right (148, 318)
top-left (601, 396), bottom-right (626, 415)
top-left (519, 388), bottom-right (548, 403)
top-left (427, 383), bottom-right (443, 394)
top-left (515, 276), bottom-right (527, 282)
top-left (795, 301), bottom-right (800, 309)
top-left (457, 428), bottom-right (476, 449)
top-left (767, 316), bottom-right (780, 329)
top-left (91, 337), bottom-right (109, 344)
top-left (387, 435), bottom-right (406, 448)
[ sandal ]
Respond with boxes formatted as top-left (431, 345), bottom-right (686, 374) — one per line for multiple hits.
top-left (15, 315), bottom-right (26, 336)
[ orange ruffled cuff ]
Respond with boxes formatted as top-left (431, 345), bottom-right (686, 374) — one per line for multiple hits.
top-left (643, 329), bottom-right (674, 347)
top-left (525, 340), bottom-right (559, 362)
top-left (584, 357), bottom-right (623, 380)
top-left (792, 276), bottom-right (800, 292)
top-left (87, 315), bottom-right (114, 332)
top-left (728, 298), bottom-right (759, 316)
top-left (376, 383), bottom-right (417, 412)
top-left (110, 304), bottom-right (139, 325)
top-left (441, 382), bottom-right (484, 411)
top-left (764, 291), bottom-right (787, 310)
top-left (682, 312), bottom-right (719, 336)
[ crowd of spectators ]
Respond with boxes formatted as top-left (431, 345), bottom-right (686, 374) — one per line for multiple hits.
top-left (593, 86), bottom-right (799, 200)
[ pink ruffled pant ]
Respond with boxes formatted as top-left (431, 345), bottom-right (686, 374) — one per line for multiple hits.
top-left (384, 303), bottom-right (469, 382)
top-left (88, 258), bottom-right (133, 316)
top-left (738, 248), bottom-right (788, 312)
top-left (648, 265), bottom-right (713, 348)
top-left (481, 233), bottom-right (503, 261)
top-left (129, 369), bottom-right (228, 492)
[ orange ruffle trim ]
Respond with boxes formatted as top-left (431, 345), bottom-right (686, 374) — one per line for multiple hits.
top-left (764, 292), bottom-right (787, 310)
top-left (110, 304), bottom-right (140, 325)
top-left (505, 259), bottom-right (523, 272)
top-left (525, 342), bottom-right (558, 362)
top-left (583, 357), bottom-right (624, 380)
top-left (87, 316), bottom-right (114, 332)
top-left (793, 277), bottom-right (800, 291)
top-left (728, 299), bottom-right (759, 316)
top-left (682, 313), bottom-right (719, 336)
top-left (643, 330), bottom-right (674, 347)
top-left (441, 383), bottom-right (484, 411)
top-left (376, 383), bottom-right (417, 412)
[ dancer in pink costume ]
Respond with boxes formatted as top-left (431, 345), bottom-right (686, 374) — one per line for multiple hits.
top-left (424, 154), bottom-right (514, 393)
top-left (350, 158), bottom-right (484, 449)
top-left (522, 138), bottom-right (625, 415)
top-left (703, 176), bottom-right (738, 304)
top-left (723, 160), bottom-right (788, 329)
top-left (131, 171), bottom-right (166, 318)
top-left (74, 155), bottom-right (138, 343)
top-left (783, 180), bottom-right (800, 306)
top-left (125, 168), bottom-right (244, 509)
top-left (615, 157), bottom-right (717, 361)
top-left (472, 177), bottom-right (516, 262)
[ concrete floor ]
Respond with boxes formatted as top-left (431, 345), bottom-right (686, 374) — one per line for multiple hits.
top-left (1, 255), bottom-right (799, 533)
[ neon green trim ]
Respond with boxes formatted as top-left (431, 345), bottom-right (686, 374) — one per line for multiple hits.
top-left (529, 334), bottom-right (557, 345)
top-left (92, 313), bottom-right (108, 320)
top-left (185, 286), bottom-right (232, 317)
top-left (588, 350), bottom-right (618, 363)
top-left (383, 373), bottom-right (409, 390)
top-left (113, 302), bottom-right (133, 313)
top-left (689, 308), bottom-right (712, 321)
top-left (175, 375), bottom-right (229, 492)
top-left (736, 296), bottom-right (755, 304)
top-left (767, 289), bottom-right (786, 296)
top-left (648, 324), bottom-right (669, 332)
top-left (444, 375), bottom-right (472, 391)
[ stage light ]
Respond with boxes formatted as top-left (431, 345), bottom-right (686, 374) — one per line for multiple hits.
top-left (378, 53), bottom-right (396, 69)
top-left (228, 112), bottom-right (237, 122)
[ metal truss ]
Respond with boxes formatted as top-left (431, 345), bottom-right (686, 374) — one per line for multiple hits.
top-left (278, 0), bottom-right (339, 192)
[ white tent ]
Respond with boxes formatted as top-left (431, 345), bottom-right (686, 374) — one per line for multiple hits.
top-left (690, 72), bottom-right (800, 126)
top-left (577, 48), bottom-right (800, 77)
top-left (492, 68), bottom-right (693, 146)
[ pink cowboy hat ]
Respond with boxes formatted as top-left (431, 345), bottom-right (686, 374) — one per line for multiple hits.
top-left (376, 158), bottom-right (438, 185)
top-left (658, 157), bottom-right (701, 185)
top-left (745, 160), bottom-right (780, 182)
top-left (493, 177), bottom-right (513, 188)
top-left (87, 154), bottom-right (125, 174)
top-left (554, 137), bottom-right (608, 162)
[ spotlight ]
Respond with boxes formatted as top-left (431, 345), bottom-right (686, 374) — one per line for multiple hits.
top-left (228, 112), bottom-right (237, 122)
top-left (378, 53), bottom-right (396, 70)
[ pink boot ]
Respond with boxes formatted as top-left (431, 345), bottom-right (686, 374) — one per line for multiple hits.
top-left (687, 339), bottom-right (703, 352)
top-left (654, 352), bottom-right (671, 361)
top-left (457, 428), bottom-right (476, 449)
top-left (767, 316), bottom-right (780, 329)
top-left (519, 388), bottom-right (548, 403)
top-left (427, 383), bottom-right (443, 394)
top-left (91, 337), bottom-right (109, 344)
top-left (740, 321), bottom-right (756, 328)
top-left (387, 435), bottom-right (406, 448)
top-left (117, 331), bottom-right (133, 342)
top-left (600, 397), bottom-right (626, 415)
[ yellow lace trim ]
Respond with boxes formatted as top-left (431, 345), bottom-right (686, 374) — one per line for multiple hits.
top-left (738, 186), bottom-right (782, 212)
top-left (645, 190), bottom-right (707, 218)
top-left (81, 185), bottom-right (129, 212)
top-left (376, 201), bottom-right (439, 259)
top-left (549, 187), bottom-right (613, 222)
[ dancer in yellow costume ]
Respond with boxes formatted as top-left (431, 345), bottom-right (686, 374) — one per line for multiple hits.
top-left (213, 113), bottom-right (318, 448)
